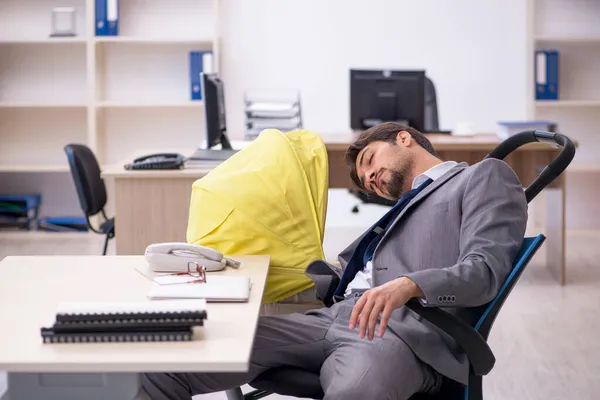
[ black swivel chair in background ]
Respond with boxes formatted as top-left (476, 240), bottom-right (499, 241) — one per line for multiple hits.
top-left (226, 130), bottom-right (576, 400)
top-left (350, 76), bottom-right (440, 210)
top-left (64, 144), bottom-right (115, 255)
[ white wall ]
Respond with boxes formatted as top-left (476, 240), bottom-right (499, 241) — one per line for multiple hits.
top-left (219, 0), bottom-right (529, 138)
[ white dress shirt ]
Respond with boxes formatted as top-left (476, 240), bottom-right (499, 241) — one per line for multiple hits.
top-left (344, 161), bottom-right (458, 296)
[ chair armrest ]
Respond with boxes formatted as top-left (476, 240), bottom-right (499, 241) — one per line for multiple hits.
top-left (405, 298), bottom-right (495, 376)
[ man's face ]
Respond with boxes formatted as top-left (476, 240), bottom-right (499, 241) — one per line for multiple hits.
top-left (355, 136), bottom-right (414, 201)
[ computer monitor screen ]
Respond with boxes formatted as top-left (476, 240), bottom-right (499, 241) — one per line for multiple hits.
top-left (350, 69), bottom-right (426, 131)
top-left (202, 72), bottom-right (231, 150)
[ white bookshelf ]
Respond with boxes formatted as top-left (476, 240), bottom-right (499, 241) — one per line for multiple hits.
top-left (528, 0), bottom-right (600, 166)
top-left (0, 0), bottom-right (220, 173)
top-left (527, 0), bottom-right (600, 230)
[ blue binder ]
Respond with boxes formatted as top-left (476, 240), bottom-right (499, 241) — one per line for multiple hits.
top-left (190, 51), bottom-right (213, 101)
top-left (95, 0), bottom-right (108, 36)
top-left (107, 0), bottom-right (119, 36)
top-left (535, 50), bottom-right (559, 100)
top-left (190, 52), bottom-right (203, 100)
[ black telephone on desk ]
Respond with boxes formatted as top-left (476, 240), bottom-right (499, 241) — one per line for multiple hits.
top-left (124, 153), bottom-right (185, 170)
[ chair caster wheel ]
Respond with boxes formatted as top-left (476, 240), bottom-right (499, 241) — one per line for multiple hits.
top-left (351, 205), bottom-right (359, 213)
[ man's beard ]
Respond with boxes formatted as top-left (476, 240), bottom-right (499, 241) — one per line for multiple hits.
top-left (387, 169), bottom-right (406, 200)
top-left (387, 157), bottom-right (413, 201)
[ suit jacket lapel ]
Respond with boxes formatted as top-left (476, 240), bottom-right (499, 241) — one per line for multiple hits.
top-left (382, 162), bottom-right (468, 235)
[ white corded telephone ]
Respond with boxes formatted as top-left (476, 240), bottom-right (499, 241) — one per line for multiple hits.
top-left (144, 242), bottom-right (241, 272)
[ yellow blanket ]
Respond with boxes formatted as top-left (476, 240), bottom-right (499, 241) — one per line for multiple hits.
top-left (186, 129), bottom-right (329, 303)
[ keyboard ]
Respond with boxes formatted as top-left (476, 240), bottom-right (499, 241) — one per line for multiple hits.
top-left (189, 149), bottom-right (238, 161)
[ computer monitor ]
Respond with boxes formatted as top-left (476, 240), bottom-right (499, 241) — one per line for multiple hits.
top-left (350, 69), bottom-right (426, 131)
top-left (189, 73), bottom-right (237, 161)
top-left (201, 72), bottom-right (232, 150)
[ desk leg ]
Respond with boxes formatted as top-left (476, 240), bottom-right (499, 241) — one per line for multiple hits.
top-left (545, 178), bottom-right (566, 285)
top-left (0, 373), bottom-right (143, 400)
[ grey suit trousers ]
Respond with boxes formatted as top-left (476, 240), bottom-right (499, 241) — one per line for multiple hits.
top-left (141, 297), bottom-right (442, 400)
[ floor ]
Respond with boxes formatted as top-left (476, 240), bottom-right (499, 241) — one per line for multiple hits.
top-left (1, 189), bottom-right (600, 399)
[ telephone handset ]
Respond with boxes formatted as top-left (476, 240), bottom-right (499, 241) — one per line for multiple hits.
top-left (144, 242), bottom-right (241, 272)
top-left (124, 153), bottom-right (185, 170)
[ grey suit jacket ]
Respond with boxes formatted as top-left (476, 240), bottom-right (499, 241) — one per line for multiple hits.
top-left (336, 158), bottom-right (528, 385)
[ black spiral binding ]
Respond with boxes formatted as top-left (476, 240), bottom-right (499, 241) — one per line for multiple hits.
top-left (42, 308), bottom-right (207, 344)
top-left (55, 310), bottom-right (207, 323)
top-left (41, 328), bottom-right (194, 343)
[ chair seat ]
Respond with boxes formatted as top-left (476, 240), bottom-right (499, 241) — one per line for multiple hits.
top-left (100, 217), bottom-right (115, 235)
top-left (249, 367), bottom-right (465, 400)
top-left (250, 367), bottom-right (324, 399)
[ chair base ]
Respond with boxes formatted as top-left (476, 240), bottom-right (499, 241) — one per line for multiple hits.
top-left (102, 232), bottom-right (114, 256)
top-left (250, 367), bottom-right (324, 399)
top-left (225, 388), bottom-right (272, 400)
top-left (99, 217), bottom-right (115, 256)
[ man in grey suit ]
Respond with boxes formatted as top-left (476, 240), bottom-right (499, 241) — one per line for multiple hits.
top-left (142, 122), bottom-right (528, 400)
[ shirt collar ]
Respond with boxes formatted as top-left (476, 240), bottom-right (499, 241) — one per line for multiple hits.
top-left (411, 161), bottom-right (458, 189)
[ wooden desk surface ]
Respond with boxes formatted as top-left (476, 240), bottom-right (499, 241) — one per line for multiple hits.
top-left (0, 255), bottom-right (270, 373)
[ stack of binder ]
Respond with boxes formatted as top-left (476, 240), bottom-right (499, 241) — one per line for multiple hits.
top-left (41, 300), bottom-right (207, 343)
top-left (0, 194), bottom-right (41, 231)
top-left (243, 90), bottom-right (303, 140)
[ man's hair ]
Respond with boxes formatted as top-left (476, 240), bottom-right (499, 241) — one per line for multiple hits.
top-left (345, 122), bottom-right (437, 190)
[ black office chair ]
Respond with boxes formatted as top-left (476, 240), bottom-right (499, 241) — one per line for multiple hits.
top-left (350, 76), bottom-right (440, 211)
top-left (227, 130), bottom-right (576, 400)
top-left (64, 144), bottom-right (115, 255)
top-left (424, 76), bottom-right (439, 133)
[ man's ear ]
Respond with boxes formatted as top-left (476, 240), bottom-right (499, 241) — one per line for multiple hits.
top-left (396, 131), bottom-right (412, 147)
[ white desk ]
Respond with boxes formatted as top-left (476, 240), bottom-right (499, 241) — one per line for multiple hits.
top-left (0, 254), bottom-right (270, 400)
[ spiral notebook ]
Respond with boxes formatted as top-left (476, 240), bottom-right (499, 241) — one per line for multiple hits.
top-left (41, 299), bottom-right (207, 344)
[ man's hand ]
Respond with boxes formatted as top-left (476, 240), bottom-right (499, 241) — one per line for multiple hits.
top-left (349, 277), bottom-right (424, 340)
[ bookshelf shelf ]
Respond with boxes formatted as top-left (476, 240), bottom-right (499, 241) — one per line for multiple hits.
top-left (96, 41), bottom-right (212, 104)
top-left (0, 38), bottom-right (87, 44)
top-left (535, 37), bottom-right (600, 44)
top-left (0, 108), bottom-right (87, 167)
top-left (97, 101), bottom-right (204, 108)
top-left (0, 0), bottom-right (219, 179)
top-left (0, 102), bottom-right (87, 108)
top-left (95, 37), bottom-right (213, 45)
top-left (0, 0), bottom-right (88, 43)
top-left (535, 100), bottom-right (600, 108)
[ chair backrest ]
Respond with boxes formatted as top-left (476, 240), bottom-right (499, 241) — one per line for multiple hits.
top-left (424, 76), bottom-right (439, 132)
top-left (473, 234), bottom-right (546, 340)
top-left (64, 144), bottom-right (107, 216)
